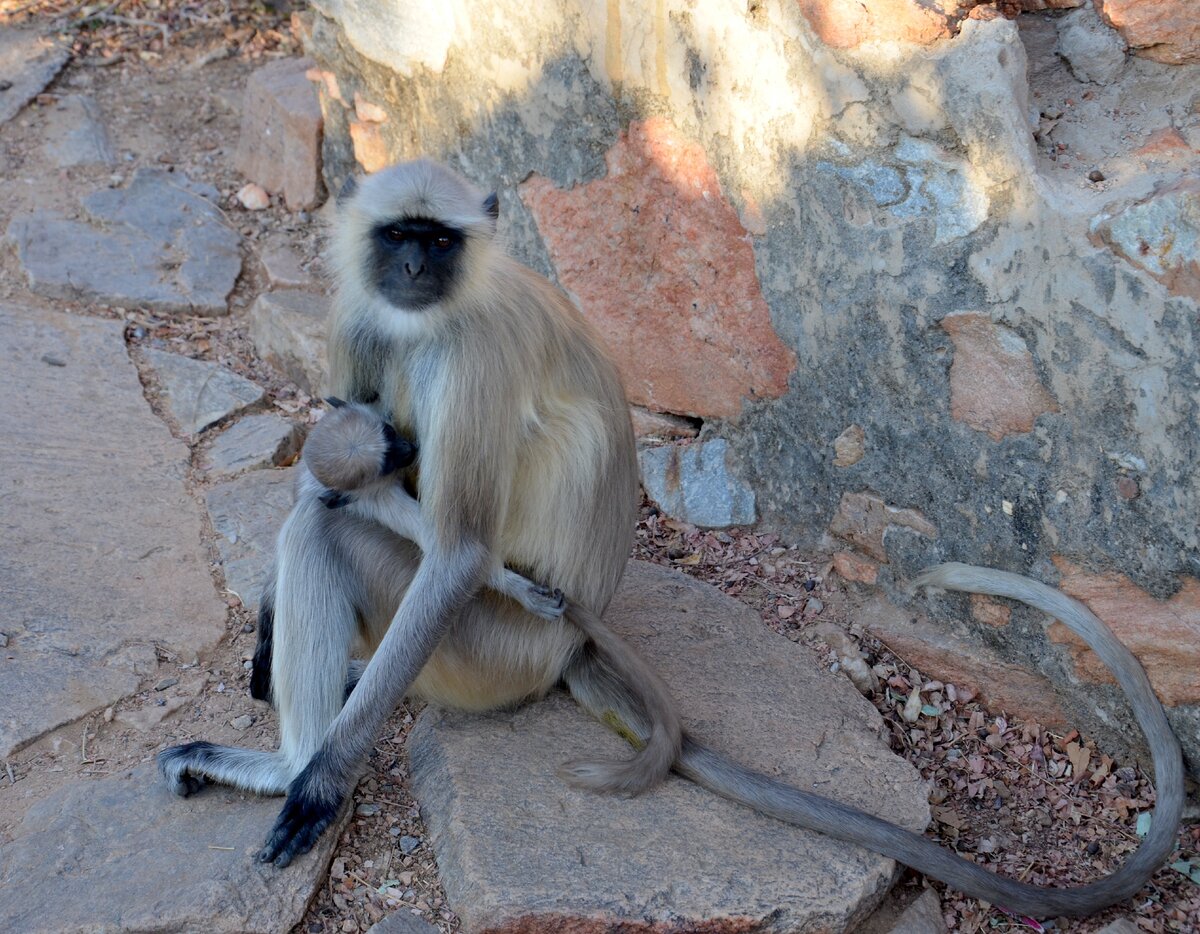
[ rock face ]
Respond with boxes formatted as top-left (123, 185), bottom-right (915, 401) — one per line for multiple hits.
top-left (236, 57), bottom-right (325, 210)
top-left (1098, 0), bottom-right (1200, 65)
top-left (410, 560), bottom-right (928, 932)
top-left (0, 765), bottom-right (348, 934)
top-left (0, 29), bottom-right (69, 125)
top-left (206, 413), bottom-right (303, 476)
top-left (308, 0), bottom-right (1200, 772)
top-left (7, 169), bottom-right (242, 315)
top-left (142, 348), bottom-right (265, 434)
top-left (0, 305), bottom-right (226, 758)
top-left (521, 118), bottom-right (796, 419)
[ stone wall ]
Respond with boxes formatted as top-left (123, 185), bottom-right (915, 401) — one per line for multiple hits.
top-left (301, 0), bottom-right (1200, 773)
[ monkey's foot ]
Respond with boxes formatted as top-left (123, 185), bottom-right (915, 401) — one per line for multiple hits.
top-left (259, 761), bottom-right (343, 868)
top-left (157, 741), bottom-right (216, 797)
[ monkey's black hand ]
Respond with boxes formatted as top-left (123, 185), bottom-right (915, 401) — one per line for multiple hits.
top-left (259, 761), bottom-right (343, 868)
top-left (319, 488), bottom-right (354, 509)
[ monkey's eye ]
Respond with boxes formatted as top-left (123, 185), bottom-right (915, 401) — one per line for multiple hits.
top-left (383, 226), bottom-right (406, 243)
top-left (432, 235), bottom-right (452, 249)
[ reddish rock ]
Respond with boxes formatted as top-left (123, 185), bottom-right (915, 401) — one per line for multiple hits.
top-left (629, 406), bottom-right (698, 441)
top-left (353, 92), bottom-right (388, 123)
top-left (306, 67), bottom-right (346, 106)
top-left (349, 119), bottom-right (390, 173)
top-left (940, 312), bottom-right (1058, 441)
top-left (1135, 127), bottom-right (1192, 158)
top-left (970, 593), bottom-right (1011, 628)
top-left (520, 118), bottom-right (796, 419)
top-left (1049, 558), bottom-right (1200, 706)
top-left (1098, 0), bottom-right (1200, 65)
top-left (796, 0), bottom-right (956, 48)
top-left (833, 423), bottom-right (866, 467)
top-left (859, 596), bottom-right (1070, 726)
top-left (832, 550), bottom-right (880, 585)
top-left (236, 57), bottom-right (324, 211)
top-left (828, 491), bottom-right (937, 563)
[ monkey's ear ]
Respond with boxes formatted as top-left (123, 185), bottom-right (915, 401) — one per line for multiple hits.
top-left (483, 192), bottom-right (499, 220)
top-left (324, 396), bottom-right (347, 409)
top-left (336, 176), bottom-right (359, 205)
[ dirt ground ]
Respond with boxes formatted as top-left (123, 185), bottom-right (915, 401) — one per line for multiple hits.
top-left (0, 3), bottom-right (1196, 933)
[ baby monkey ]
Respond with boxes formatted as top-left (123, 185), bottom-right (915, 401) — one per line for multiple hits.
top-left (302, 398), bottom-right (566, 622)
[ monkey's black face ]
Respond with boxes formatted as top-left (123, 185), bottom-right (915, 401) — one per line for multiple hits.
top-left (369, 217), bottom-right (466, 310)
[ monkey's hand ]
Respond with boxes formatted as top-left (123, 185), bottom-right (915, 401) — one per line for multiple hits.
top-left (259, 756), bottom-right (344, 868)
top-left (318, 487), bottom-right (355, 510)
top-left (494, 568), bottom-right (566, 620)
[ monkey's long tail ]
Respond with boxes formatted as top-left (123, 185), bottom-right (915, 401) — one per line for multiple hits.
top-left (559, 601), bottom-right (683, 796)
top-left (678, 562), bottom-right (1184, 919)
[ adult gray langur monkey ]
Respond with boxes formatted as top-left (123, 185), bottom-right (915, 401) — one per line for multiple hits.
top-left (157, 160), bottom-right (1183, 919)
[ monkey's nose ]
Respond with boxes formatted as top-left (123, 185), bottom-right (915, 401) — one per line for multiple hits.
top-left (404, 262), bottom-right (425, 279)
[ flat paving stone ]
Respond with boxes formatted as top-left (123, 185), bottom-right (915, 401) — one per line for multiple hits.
top-left (410, 559), bottom-right (929, 933)
top-left (0, 764), bottom-right (349, 934)
top-left (0, 29), bottom-right (69, 125)
top-left (0, 305), bottom-right (226, 758)
top-left (6, 168), bottom-right (241, 315)
top-left (204, 468), bottom-right (296, 609)
top-left (42, 93), bottom-right (116, 166)
top-left (142, 347), bottom-right (265, 434)
top-left (206, 412), bottom-right (303, 477)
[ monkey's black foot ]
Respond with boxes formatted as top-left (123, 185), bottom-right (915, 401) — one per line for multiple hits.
top-left (514, 577), bottom-right (566, 620)
top-left (259, 764), bottom-right (342, 868)
top-left (157, 741), bottom-right (216, 797)
top-left (319, 488), bottom-right (354, 509)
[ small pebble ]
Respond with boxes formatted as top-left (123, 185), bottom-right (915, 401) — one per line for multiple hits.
top-left (40, 353), bottom-right (66, 367)
top-left (356, 803), bottom-right (380, 816)
top-left (230, 714), bottom-right (254, 730)
top-left (103, 706), bottom-right (114, 722)
top-left (237, 183), bottom-right (270, 210)
top-left (242, 622), bottom-right (255, 633)
top-left (805, 597), bottom-right (824, 614)
top-left (243, 660), bottom-right (253, 670)
top-left (398, 835), bottom-right (420, 855)
top-left (154, 677), bottom-right (179, 691)
top-left (0, 632), bottom-right (7, 648)
top-left (1088, 169), bottom-right (1105, 182)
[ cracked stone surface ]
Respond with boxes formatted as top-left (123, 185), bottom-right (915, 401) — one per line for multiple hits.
top-left (142, 347), bottom-right (265, 434)
top-left (0, 304), bottom-right (226, 758)
top-left (0, 764), bottom-right (349, 934)
top-left (42, 94), bottom-right (116, 166)
top-left (0, 29), bottom-right (70, 125)
top-left (410, 559), bottom-right (929, 933)
top-left (6, 169), bottom-right (242, 315)
top-left (204, 468), bottom-right (296, 609)
top-left (205, 413), bottom-right (304, 477)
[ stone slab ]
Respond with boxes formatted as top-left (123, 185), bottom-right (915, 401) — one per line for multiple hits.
top-left (639, 439), bottom-right (756, 528)
top-left (249, 289), bottom-right (330, 394)
top-left (206, 413), bottom-right (303, 476)
top-left (0, 765), bottom-right (348, 934)
top-left (409, 560), bottom-right (929, 933)
top-left (367, 912), bottom-right (440, 934)
top-left (42, 93), bottom-right (116, 166)
top-left (142, 347), bottom-right (265, 434)
top-left (6, 169), bottom-right (242, 315)
top-left (204, 468), bottom-right (296, 609)
top-left (0, 305), bottom-right (226, 758)
top-left (0, 30), bottom-right (69, 125)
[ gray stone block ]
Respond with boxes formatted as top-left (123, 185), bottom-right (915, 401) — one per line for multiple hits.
top-left (0, 29), bottom-right (69, 125)
top-left (0, 305), bottom-right (226, 758)
top-left (410, 560), bottom-right (928, 932)
top-left (6, 169), bottom-right (242, 315)
top-left (249, 289), bottom-right (330, 394)
top-left (639, 438), bottom-right (756, 527)
top-left (42, 94), bottom-right (116, 166)
top-left (206, 413), bottom-right (303, 477)
top-left (142, 347), bottom-right (265, 434)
